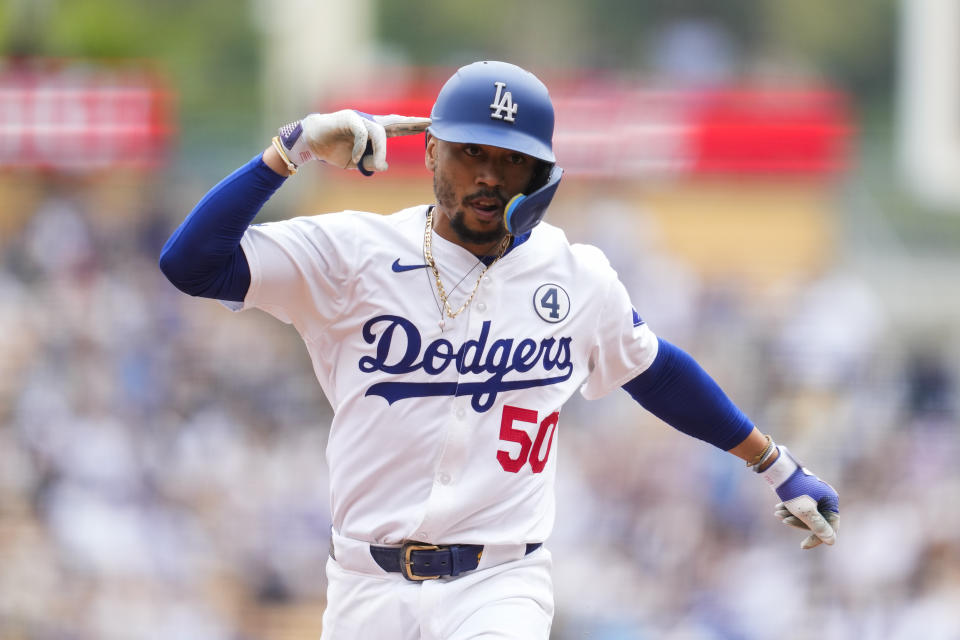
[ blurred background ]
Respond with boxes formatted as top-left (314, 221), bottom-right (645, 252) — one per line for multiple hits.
top-left (1, 0), bottom-right (959, 638)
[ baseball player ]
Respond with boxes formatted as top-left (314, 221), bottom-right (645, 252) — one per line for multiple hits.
top-left (160, 61), bottom-right (839, 639)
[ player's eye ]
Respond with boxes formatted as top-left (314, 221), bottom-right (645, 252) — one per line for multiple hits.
top-left (463, 145), bottom-right (482, 157)
top-left (509, 153), bottom-right (527, 165)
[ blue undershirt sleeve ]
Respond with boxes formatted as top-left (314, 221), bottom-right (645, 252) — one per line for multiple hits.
top-left (621, 338), bottom-right (754, 451)
top-left (158, 153), bottom-right (287, 302)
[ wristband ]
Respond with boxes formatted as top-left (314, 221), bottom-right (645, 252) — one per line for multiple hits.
top-left (759, 446), bottom-right (799, 489)
top-left (271, 136), bottom-right (298, 175)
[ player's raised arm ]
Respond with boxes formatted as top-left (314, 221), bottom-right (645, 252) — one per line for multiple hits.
top-left (622, 337), bottom-right (839, 550)
top-left (158, 110), bottom-right (430, 301)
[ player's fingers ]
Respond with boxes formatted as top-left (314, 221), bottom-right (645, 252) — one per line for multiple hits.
top-left (347, 114), bottom-right (370, 168)
top-left (800, 511), bottom-right (839, 549)
top-left (800, 512), bottom-right (837, 548)
top-left (802, 511), bottom-right (836, 546)
top-left (374, 114), bottom-right (432, 137)
top-left (783, 496), bottom-right (837, 546)
top-left (801, 532), bottom-right (824, 550)
top-left (824, 511), bottom-right (839, 534)
top-left (361, 119), bottom-right (388, 172)
top-left (775, 502), bottom-right (804, 526)
top-left (779, 515), bottom-right (811, 530)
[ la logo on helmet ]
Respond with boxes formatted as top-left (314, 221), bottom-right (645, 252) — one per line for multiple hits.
top-left (489, 81), bottom-right (518, 123)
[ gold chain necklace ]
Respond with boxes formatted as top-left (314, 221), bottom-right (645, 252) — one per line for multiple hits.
top-left (424, 207), bottom-right (511, 329)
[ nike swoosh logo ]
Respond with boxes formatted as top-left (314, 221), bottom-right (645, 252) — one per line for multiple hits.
top-left (392, 259), bottom-right (429, 273)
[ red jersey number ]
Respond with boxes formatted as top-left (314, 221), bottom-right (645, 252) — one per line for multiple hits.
top-left (497, 405), bottom-right (559, 474)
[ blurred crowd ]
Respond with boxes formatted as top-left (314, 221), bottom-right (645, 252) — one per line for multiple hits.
top-left (1, 177), bottom-right (959, 640)
top-left (0, 181), bottom-right (333, 639)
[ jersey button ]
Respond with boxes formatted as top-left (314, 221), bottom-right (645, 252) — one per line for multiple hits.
top-left (483, 276), bottom-right (492, 286)
top-left (455, 407), bottom-right (466, 419)
top-left (438, 472), bottom-right (451, 485)
top-left (477, 302), bottom-right (487, 312)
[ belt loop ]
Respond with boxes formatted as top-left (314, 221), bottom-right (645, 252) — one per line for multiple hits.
top-left (449, 546), bottom-right (462, 577)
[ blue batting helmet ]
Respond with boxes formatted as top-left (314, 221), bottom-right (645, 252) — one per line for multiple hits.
top-left (428, 61), bottom-right (556, 163)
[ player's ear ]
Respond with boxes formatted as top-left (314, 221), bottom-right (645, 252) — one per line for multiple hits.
top-left (425, 134), bottom-right (437, 172)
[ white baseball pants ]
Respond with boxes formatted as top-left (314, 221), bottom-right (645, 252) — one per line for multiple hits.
top-left (321, 534), bottom-right (554, 639)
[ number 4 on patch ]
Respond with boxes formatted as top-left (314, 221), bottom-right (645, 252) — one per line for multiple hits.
top-left (533, 283), bottom-right (570, 323)
top-left (497, 405), bottom-right (560, 474)
top-left (540, 288), bottom-right (560, 318)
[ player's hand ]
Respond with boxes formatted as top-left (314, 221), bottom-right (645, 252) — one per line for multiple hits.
top-left (276, 110), bottom-right (431, 174)
top-left (759, 446), bottom-right (839, 549)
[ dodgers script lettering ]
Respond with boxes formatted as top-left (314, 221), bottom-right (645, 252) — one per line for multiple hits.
top-left (359, 315), bottom-right (573, 412)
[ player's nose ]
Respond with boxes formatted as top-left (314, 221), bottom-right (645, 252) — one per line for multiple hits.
top-left (474, 159), bottom-right (505, 188)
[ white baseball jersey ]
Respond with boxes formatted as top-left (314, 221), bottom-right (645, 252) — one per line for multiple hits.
top-left (232, 205), bottom-right (658, 546)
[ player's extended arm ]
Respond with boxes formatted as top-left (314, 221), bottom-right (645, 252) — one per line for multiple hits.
top-left (158, 110), bottom-right (430, 301)
top-left (622, 338), bottom-right (839, 549)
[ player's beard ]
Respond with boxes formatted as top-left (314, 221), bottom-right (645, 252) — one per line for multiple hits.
top-left (434, 173), bottom-right (508, 246)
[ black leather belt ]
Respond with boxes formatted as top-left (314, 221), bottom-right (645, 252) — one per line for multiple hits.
top-left (368, 541), bottom-right (542, 581)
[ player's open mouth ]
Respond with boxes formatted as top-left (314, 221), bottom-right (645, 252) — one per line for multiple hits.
top-left (468, 199), bottom-right (502, 221)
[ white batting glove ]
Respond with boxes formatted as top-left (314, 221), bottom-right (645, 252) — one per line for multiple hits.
top-left (759, 446), bottom-right (839, 549)
top-left (275, 110), bottom-right (430, 174)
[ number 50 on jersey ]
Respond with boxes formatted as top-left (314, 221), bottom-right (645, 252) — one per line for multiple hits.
top-left (497, 405), bottom-right (559, 474)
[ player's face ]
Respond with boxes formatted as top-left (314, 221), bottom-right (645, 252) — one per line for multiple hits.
top-left (426, 137), bottom-right (537, 253)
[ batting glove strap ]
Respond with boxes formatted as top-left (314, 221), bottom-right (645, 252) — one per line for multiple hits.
top-left (276, 119), bottom-right (315, 170)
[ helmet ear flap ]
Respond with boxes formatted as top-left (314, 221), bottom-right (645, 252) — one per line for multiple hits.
top-left (504, 165), bottom-right (563, 236)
